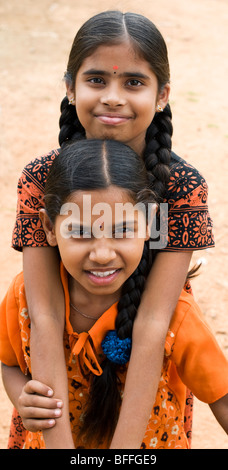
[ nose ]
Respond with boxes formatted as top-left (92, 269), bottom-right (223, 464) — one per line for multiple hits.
top-left (89, 238), bottom-right (117, 264)
top-left (100, 83), bottom-right (126, 107)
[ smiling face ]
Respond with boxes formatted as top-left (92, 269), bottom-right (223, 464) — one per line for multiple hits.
top-left (67, 42), bottom-right (170, 156)
top-left (41, 185), bottom-right (149, 308)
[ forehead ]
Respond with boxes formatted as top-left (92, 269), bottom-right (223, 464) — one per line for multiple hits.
top-left (65, 186), bottom-right (145, 226)
top-left (68, 186), bottom-right (134, 207)
top-left (57, 186), bottom-right (148, 238)
top-left (78, 41), bottom-right (152, 74)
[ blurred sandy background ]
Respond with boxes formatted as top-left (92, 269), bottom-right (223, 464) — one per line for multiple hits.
top-left (0, 0), bottom-right (227, 449)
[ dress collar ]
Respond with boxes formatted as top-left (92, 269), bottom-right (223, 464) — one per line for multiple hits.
top-left (60, 263), bottom-right (118, 376)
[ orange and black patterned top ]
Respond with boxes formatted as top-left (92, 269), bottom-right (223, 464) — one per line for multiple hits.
top-left (12, 150), bottom-right (214, 252)
top-left (1, 264), bottom-right (227, 449)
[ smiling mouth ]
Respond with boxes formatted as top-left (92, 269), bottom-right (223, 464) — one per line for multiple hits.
top-left (95, 114), bottom-right (133, 125)
top-left (89, 269), bottom-right (118, 278)
top-left (85, 268), bottom-right (121, 285)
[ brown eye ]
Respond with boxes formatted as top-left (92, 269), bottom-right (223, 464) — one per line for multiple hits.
top-left (89, 77), bottom-right (105, 85)
top-left (127, 79), bottom-right (143, 87)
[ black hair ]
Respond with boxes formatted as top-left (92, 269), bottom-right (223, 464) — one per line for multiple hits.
top-left (58, 10), bottom-right (172, 201)
top-left (45, 139), bottom-right (156, 222)
top-left (44, 139), bottom-right (155, 446)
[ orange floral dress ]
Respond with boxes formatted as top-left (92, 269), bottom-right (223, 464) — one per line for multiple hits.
top-left (1, 265), bottom-right (227, 449)
top-left (10, 149), bottom-right (215, 446)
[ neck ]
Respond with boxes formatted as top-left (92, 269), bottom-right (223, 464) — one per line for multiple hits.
top-left (68, 275), bottom-right (120, 318)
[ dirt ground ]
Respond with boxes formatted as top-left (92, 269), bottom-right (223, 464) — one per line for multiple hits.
top-left (0, 0), bottom-right (228, 450)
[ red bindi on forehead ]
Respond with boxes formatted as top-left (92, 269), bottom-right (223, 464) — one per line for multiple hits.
top-left (113, 65), bottom-right (119, 75)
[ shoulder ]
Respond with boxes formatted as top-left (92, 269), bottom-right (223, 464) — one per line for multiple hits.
top-left (23, 148), bottom-right (60, 169)
top-left (166, 290), bottom-right (198, 341)
top-left (169, 289), bottom-right (219, 341)
top-left (165, 289), bottom-right (218, 359)
top-left (165, 152), bottom-right (208, 203)
top-left (1, 272), bottom-right (25, 311)
top-left (166, 291), bottom-right (228, 402)
top-left (169, 152), bottom-right (204, 181)
top-left (0, 273), bottom-right (27, 371)
top-left (19, 148), bottom-right (60, 188)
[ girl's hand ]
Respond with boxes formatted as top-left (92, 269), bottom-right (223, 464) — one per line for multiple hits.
top-left (17, 380), bottom-right (63, 432)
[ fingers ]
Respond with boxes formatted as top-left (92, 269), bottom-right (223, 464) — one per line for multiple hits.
top-left (18, 379), bottom-right (64, 432)
top-left (20, 401), bottom-right (63, 418)
top-left (21, 403), bottom-right (62, 432)
top-left (22, 379), bottom-right (63, 410)
top-left (22, 417), bottom-right (57, 433)
top-left (20, 392), bottom-right (63, 410)
top-left (23, 407), bottom-right (62, 424)
top-left (23, 379), bottom-right (54, 398)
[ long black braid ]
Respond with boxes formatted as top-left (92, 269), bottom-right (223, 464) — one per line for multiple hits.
top-left (144, 103), bottom-right (173, 201)
top-left (59, 96), bottom-right (85, 147)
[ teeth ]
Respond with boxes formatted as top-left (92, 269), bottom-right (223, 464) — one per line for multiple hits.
top-left (90, 270), bottom-right (117, 278)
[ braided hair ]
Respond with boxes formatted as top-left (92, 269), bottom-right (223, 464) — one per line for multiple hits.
top-left (44, 139), bottom-right (156, 446)
top-left (59, 95), bottom-right (85, 147)
top-left (58, 11), bottom-right (173, 201)
top-left (144, 103), bottom-right (173, 201)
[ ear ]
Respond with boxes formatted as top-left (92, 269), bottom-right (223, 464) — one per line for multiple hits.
top-left (39, 209), bottom-right (58, 247)
top-left (65, 81), bottom-right (75, 105)
top-left (157, 83), bottom-right (171, 111)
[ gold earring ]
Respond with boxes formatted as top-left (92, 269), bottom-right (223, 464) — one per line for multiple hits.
top-left (156, 104), bottom-right (163, 113)
top-left (68, 97), bottom-right (75, 105)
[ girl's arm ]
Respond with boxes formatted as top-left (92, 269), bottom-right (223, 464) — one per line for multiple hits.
top-left (23, 246), bottom-right (74, 449)
top-left (1, 364), bottom-right (62, 432)
top-left (210, 394), bottom-right (228, 434)
top-left (110, 250), bottom-right (193, 449)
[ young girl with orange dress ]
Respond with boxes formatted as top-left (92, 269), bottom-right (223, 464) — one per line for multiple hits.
top-left (1, 140), bottom-right (227, 449)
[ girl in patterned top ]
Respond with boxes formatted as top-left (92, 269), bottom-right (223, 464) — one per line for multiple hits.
top-left (1, 140), bottom-right (227, 449)
top-left (11, 11), bottom-right (214, 448)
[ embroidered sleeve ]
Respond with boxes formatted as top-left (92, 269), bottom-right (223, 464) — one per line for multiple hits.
top-left (12, 149), bottom-right (59, 251)
top-left (162, 161), bottom-right (215, 251)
